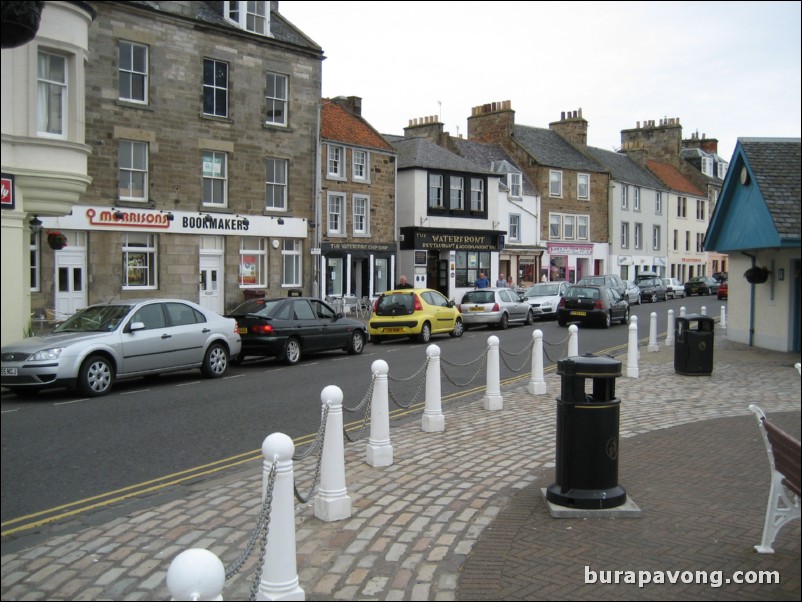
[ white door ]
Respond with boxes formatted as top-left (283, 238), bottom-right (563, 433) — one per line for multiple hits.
top-left (55, 249), bottom-right (88, 319)
top-left (199, 254), bottom-right (224, 314)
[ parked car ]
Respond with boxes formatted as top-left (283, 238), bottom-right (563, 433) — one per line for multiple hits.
top-left (369, 288), bottom-right (463, 344)
top-left (712, 271), bottom-right (728, 283)
top-left (574, 274), bottom-right (627, 297)
top-left (684, 276), bottom-right (720, 296)
top-left (663, 277), bottom-right (686, 299)
top-left (557, 285), bottom-right (630, 328)
top-left (637, 277), bottom-right (668, 303)
top-left (0, 299), bottom-right (241, 397)
top-left (717, 280), bottom-right (729, 300)
top-left (523, 281), bottom-right (570, 319)
top-left (226, 296), bottom-right (366, 365)
top-left (623, 280), bottom-right (642, 305)
top-left (458, 288), bottom-right (534, 330)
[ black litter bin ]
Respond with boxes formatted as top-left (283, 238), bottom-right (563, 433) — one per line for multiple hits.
top-left (546, 354), bottom-right (627, 509)
top-left (674, 314), bottom-right (714, 376)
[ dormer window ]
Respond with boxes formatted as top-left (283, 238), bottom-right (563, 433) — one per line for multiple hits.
top-left (701, 156), bottom-right (713, 177)
top-left (225, 1), bottom-right (270, 36)
top-left (508, 172), bottom-right (522, 198)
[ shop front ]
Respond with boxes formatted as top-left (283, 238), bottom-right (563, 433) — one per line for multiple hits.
top-left (319, 241), bottom-right (397, 300)
top-left (399, 227), bottom-right (503, 300)
top-left (36, 206), bottom-right (307, 318)
top-left (544, 242), bottom-right (608, 283)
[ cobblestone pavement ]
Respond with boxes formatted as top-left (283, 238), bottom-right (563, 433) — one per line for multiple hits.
top-left (1, 329), bottom-right (800, 601)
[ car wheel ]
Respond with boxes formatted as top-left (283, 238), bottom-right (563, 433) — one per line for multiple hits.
top-left (371, 335), bottom-right (385, 345)
top-left (636, 295), bottom-right (642, 305)
top-left (418, 322), bottom-right (432, 343)
top-left (450, 318), bottom-right (464, 338)
top-left (498, 313), bottom-right (509, 330)
top-left (603, 311), bottom-right (612, 329)
top-left (281, 338), bottom-right (302, 365)
top-left (620, 308), bottom-right (630, 325)
top-left (525, 310), bottom-right (534, 326)
top-left (202, 342), bottom-right (229, 378)
top-left (78, 354), bottom-right (114, 397)
top-left (347, 330), bottom-right (366, 355)
top-left (650, 293), bottom-right (657, 303)
top-left (557, 317), bottom-right (567, 327)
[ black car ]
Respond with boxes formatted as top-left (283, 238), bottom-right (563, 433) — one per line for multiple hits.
top-left (684, 276), bottom-right (720, 296)
top-left (636, 277), bottom-right (668, 303)
top-left (557, 285), bottom-right (629, 328)
top-left (226, 297), bottom-right (367, 365)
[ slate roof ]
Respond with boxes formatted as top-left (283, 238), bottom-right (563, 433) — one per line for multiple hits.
top-left (586, 147), bottom-right (667, 190)
top-left (449, 137), bottom-right (539, 197)
top-left (741, 137), bottom-right (801, 240)
top-left (644, 160), bottom-right (705, 197)
top-left (391, 138), bottom-right (495, 175)
top-left (321, 100), bottom-right (394, 152)
top-left (126, 1), bottom-right (322, 52)
top-left (511, 125), bottom-right (605, 172)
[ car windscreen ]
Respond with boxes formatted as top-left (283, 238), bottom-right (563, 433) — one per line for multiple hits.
top-left (637, 279), bottom-right (660, 287)
top-left (565, 287), bottom-right (600, 300)
top-left (526, 284), bottom-right (559, 296)
top-left (230, 298), bottom-right (285, 317)
top-left (376, 293), bottom-right (414, 314)
top-left (53, 304), bottom-right (134, 333)
top-left (461, 291), bottom-right (495, 304)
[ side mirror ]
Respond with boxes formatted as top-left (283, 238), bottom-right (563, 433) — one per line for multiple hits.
top-left (447, 299), bottom-right (455, 308)
top-left (129, 321), bottom-right (146, 332)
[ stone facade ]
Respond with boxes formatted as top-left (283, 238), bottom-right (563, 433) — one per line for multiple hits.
top-left (33, 1), bottom-right (323, 315)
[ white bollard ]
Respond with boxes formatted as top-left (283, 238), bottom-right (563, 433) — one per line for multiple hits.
top-left (167, 548), bottom-right (225, 602)
top-left (483, 335), bottom-right (503, 410)
top-left (422, 344), bottom-right (445, 432)
top-left (630, 314), bottom-right (639, 359)
top-left (367, 360), bottom-right (393, 466)
top-left (680, 306), bottom-right (686, 317)
top-left (258, 433), bottom-right (304, 601)
top-left (701, 305), bottom-right (707, 316)
top-left (527, 330), bottom-right (547, 395)
top-left (627, 321), bottom-right (639, 378)
top-left (567, 324), bottom-right (579, 357)
top-left (648, 312), bottom-right (659, 352)
top-left (315, 386), bottom-right (352, 522)
top-left (720, 305), bottom-right (727, 328)
top-left (665, 309), bottom-right (675, 347)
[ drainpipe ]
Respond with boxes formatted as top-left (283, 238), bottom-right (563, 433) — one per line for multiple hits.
top-left (742, 251), bottom-right (757, 346)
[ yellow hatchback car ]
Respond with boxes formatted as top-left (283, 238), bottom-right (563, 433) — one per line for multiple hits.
top-left (369, 288), bottom-right (464, 344)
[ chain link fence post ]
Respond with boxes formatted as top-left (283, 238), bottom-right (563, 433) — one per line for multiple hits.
top-left (367, 360), bottom-right (393, 467)
top-left (315, 385), bottom-right (352, 522)
top-left (422, 344), bottom-right (444, 432)
top-left (482, 335), bottom-right (503, 410)
top-left (257, 433), bottom-right (303, 601)
top-left (527, 329), bottom-right (547, 395)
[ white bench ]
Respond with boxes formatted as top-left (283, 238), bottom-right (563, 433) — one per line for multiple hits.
top-left (749, 404), bottom-right (801, 554)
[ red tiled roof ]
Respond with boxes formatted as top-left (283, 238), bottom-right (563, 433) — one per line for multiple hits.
top-left (321, 99), bottom-right (393, 152)
top-left (645, 160), bottom-right (705, 196)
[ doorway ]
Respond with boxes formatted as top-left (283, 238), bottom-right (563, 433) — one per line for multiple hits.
top-left (199, 253), bottom-right (223, 314)
top-left (54, 248), bottom-right (87, 318)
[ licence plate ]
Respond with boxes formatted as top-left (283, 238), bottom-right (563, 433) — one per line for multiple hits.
top-left (1, 368), bottom-right (18, 376)
top-left (469, 306), bottom-right (485, 312)
top-left (570, 311), bottom-right (587, 317)
top-left (238, 327), bottom-right (249, 334)
top-left (382, 327), bottom-right (404, 333)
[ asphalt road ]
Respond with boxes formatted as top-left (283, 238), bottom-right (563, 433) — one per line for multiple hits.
top-left (0, 294), bottom-right (722, 540)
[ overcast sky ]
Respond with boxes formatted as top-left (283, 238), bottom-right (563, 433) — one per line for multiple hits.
top-left (280, 1), bottom-right (801, 163)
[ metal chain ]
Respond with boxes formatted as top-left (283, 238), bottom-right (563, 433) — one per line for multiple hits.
top-left (342, 374), bottom-right (375, 413)
top-left (225, 459), bottom-right (278, 582)
top-left (248, 459), bottom-right (277, 602)
top-left (343, 392), bottom-right (372, 442)
top-left (499, 343), bottom-right (534, 373)
top-left (440, 348), bottom-right (487, 368)
top-left (544, 332), bottom-right (571, 347)
top-left (292, 405), bottom-right (328, 461)
top-left (388, 361), bottom-right (428, 409)
top-left (294, 404), bottom-right (329, 503)
top-left (387, 357), bottom-right (429, 382)
top-left (440, 353), bottom-right (488, 388)
top-left (499, 338), bottom-right (534, 357)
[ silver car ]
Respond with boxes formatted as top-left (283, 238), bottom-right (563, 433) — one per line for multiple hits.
top-left (1, 299), bottom-right (241, 397)
top-left (523, 281), bottom-right (569, 319)
top-left (458, 288), bottom-right (534, 330)
top-left (624, 280), bottom-right (642, 305)
top-left (663, 277), bottom-right (686, 299)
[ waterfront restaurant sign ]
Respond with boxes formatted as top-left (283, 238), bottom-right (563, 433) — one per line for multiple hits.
top-left (403, 228), bottom-right (499, 251)
top-left (38, 206), bottom-right (307, 238)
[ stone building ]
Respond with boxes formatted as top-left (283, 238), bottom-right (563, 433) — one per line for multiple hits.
top-left (35, 0), bottom-right (323, 318)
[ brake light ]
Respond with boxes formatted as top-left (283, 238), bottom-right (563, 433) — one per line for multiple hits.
top-left (252, 324), bottom-right (274, 335)
top-left (594, 300), bottom-right (605, 309)
top-left (558, 298), bottom-right (567, 308)
top-left (413, 294), bottom-right (423, 312)
top-left (373, 298), bottom-right (379, 313)
top-left (491, 303), bottom-right (500, 312)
